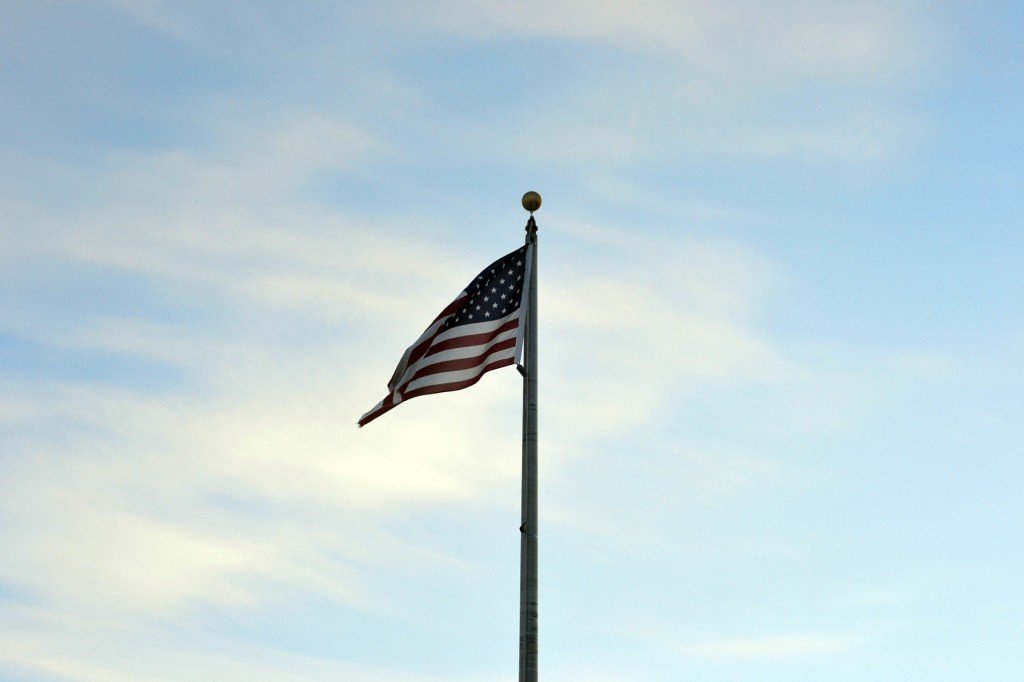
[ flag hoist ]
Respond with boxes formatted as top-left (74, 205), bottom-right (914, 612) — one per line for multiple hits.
top-left (359, 192), bottom-right (542, 682)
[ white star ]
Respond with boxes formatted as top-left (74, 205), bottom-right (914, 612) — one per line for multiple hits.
top-left (485, 311), bottom-right (490, 317)
top-left (483, 296), bottom-right (489, 302)
top-left (476, 305), bottom-right (481, 310)
top-left (492, 302), bottom-right (498, 308)
top-left (500, 294), bottom-right (506, 299)
top-left (491, 287), bottom-right (497, 293)
top-left (517, 260), bottom-right (522, 266)
top-left (499, 278), bottom-right (506, 284)
top-left (508, 269), bottom-right (513, 275)
top-left (468, 314), bottom-right (474, 319)
top-left (502, 308), bottom-right (507, 314)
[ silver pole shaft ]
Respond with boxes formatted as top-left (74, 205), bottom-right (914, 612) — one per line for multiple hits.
top-left (519, 217), bottom-right (538, 682)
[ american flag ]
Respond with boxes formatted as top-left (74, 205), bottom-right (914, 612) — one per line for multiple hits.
top-left (358, 244), bottom-right (531, 427)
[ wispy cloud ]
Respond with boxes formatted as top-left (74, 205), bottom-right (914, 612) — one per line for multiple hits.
top-left (6, 3), bottom-right (1007, 680)
top-left (369, 0), bottom-right (925, 84)
top-left (0, 99), bottom-right (796, 644)
top-left (356, 0), bottom-right (928, 168)
top-left (0, 602), bottom-right (511, 682)
top-left (680, 632), bottom-right (863, 658)
top-left (0, 93), bottom-right (904, 636)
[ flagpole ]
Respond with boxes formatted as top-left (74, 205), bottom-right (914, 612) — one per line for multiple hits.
top-left (519, 191), bottom-right (541, 682)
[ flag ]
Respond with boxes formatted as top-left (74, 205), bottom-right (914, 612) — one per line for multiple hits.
top-left (358, 244), bottom-right (532, 426)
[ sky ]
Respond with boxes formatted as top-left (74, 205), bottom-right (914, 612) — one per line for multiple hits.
top-left (1, 1), bottom-right (1022, 680)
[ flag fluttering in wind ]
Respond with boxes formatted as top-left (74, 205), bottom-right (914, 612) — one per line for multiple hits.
top-left (358, 244), bottom-right (532, 426)
top-left (360, 191), bottom-right (541, 682)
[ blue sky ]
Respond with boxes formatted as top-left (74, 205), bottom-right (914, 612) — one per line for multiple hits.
top-left (1, 1), bottom-right (1022, 680)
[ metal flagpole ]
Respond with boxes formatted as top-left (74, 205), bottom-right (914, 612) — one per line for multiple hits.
top-left (519, 191), bottom-right (541, 682)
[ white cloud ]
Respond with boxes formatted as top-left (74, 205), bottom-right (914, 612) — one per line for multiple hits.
top-left (1, 97), bottom-right (875, 633)
top-left (0, 113), bottom-right (791, 641)
top-left (0, 6), bottom-right (942, 675)
top-left (680, 632), bottom-right (862, 658)
top-left (354, 1), bottom-right (928, 169)
top-left (370, 0), bottom-right (924, 85)
top-left (0, 603), bottom-right (510, 682)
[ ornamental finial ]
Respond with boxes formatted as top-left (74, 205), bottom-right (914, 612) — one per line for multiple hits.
top-left (521, 191), bottom-right (542, 213)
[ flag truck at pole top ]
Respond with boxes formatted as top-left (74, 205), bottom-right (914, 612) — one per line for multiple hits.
top-left (357, 192), bottom-right (542, 680)
top-left (519, 191), bottom-right (540, 682)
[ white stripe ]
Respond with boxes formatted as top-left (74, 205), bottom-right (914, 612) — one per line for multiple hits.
top-left (392, 309), bottom-right (519, 393)
top-left (430, 308), bottom-right (519, 345)
top-left (419, 327), bottom-right (518, 365)
top-left (388, 292), bottom-right (467, 391)
top-left (403, 328), bottom-right (519, 389)
top-left (358, 397), bottom-right (385, 423)
top-left (403, 345), bottom-right (516, 394)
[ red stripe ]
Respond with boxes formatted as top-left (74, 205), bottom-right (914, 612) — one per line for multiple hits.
top-left (399, 294), bottom-right (470, 376)
top-left (431, 293), bottom-right (468, 323)
top-left (410, 338), bottom-right (516, 381)
top-left (401, 357), bottom-right (516, 401)
top-left (406, 322), bottom-right (451, 368)
top-left (357, 392), bottom-right (397, 427)
top-left (360, 357), bottom-right (515, 427)
top-left (425, 319), bottom-right (519, 356)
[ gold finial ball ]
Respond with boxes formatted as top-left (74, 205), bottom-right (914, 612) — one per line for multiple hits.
top-left (521, 191), bottom-right (542, 213)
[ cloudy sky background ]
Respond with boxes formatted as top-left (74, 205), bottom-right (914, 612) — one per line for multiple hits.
top-left (1, 1), bottom-right (1022, 680)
